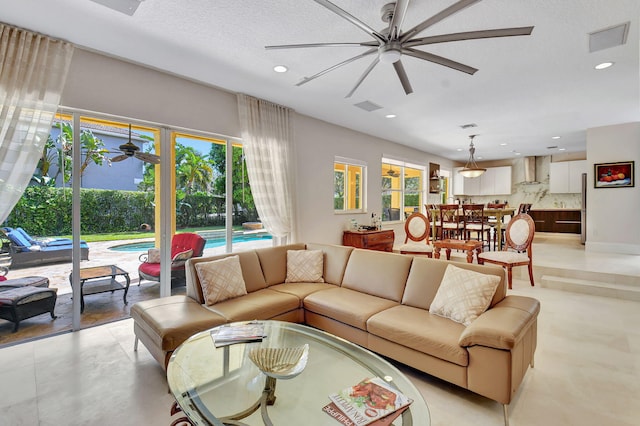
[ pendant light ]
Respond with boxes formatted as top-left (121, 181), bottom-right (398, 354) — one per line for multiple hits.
top-left (459, 135), bottom-right (486, 178)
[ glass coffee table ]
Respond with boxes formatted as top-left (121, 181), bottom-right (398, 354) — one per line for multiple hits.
top-left (167, 321), bottom-right (430, 426)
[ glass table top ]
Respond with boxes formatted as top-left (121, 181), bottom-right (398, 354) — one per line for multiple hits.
top-left (167, 321), bottom-right (430, 426)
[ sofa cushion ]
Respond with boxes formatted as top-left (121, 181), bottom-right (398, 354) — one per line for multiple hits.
top-left (195, 256), bottom-right (247, 305)
top-left (205, 288), bottom-right (300, 322)
top-left (187, 251), bottom-right (267, 303)
top-left (285, 250), bottom-right (324, 283)
top-left (130, 295), bottom-right (226, 351)
top-left (429, 265), bottom-right (500, 326)
top-left (402, 257), bottom-right (507, 310)
top-left (256, 243), bottom-right (306, 285)
top-left (306, 243), bottom-right (353, 285)
top-left (341, 249), bottom-right (413, 302)
top-left (303, 287), bottom-right (398, 330)
top-left (367, 304), bottom-right (468, 366)
top-left (270, 282), bottom-right (337, 302)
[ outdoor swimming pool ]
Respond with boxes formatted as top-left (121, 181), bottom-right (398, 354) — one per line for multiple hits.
top-left (109, 233), bottom-right (272, 252)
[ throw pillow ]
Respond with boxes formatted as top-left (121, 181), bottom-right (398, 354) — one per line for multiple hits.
top-left (147, 248), bottom-right (161, 263)
top-left (429, 264), bottom-right (500, 326)
top-left (285, 250), bottom-right (324, 283)
top-left (195, 255), bottom-right (247, 305)
top-left (172, 249), bottom-right (193, 262)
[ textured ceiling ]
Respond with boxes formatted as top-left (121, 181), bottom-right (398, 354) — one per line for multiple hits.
top-left (2, 0), bottom-right (639, 161)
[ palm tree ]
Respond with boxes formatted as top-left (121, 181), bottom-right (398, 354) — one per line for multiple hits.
top-left (176, 144), bottom-right (213, 195)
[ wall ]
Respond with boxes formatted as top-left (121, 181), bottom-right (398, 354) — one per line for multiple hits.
top-left (586, 122), bottom-right (640, 254)
top-left (62, 49), bottom-right (453, 246)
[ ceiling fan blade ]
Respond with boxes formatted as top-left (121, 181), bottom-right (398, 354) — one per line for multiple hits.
top-left (400, 0), bottom-right (482, 42)
top-left (345, 57), bottom-right (380, 98)
top-left (387, 0), bottom-right (410, 40)
top-left (296, 48), bottom-right (377, 87)
top-left (402, 48), bottom-right (478, 75)
top-left (111, 154), bottom-right (130, 162)
top-left (266, 41), bottom-right (377, 50)
top-left (393, 60), bottom-right (413, 95)
top-left (404, 27), bottom-right (534, 48)
top-left (312, 0), bottom-right (386, 43)
top-left (135, 152), bottom-right (161, 164)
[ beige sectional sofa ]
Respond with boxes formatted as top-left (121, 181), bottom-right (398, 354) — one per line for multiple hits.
top-left (132, 243), bottom-right (539, 424)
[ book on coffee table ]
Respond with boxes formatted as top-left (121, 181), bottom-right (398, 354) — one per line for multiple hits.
top-left (210, 321), bottom-right (266, 347)
top-left (323, 377), bottom-right (412, 426)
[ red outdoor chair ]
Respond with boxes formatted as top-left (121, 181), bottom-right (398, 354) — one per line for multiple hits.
top-left (138, 233), bottom-right (206, 287)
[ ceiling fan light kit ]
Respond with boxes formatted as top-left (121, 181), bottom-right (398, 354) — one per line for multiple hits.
top-left (459, 135), bottom-right (486, 178)
top-left (266, 0), bottom-right (533, 98)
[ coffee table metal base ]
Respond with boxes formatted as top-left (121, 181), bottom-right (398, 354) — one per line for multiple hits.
top-left (433, 239), bottom-right (483, 263)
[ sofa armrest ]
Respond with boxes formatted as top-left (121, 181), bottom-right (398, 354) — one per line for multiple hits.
top-left (458, 295), bottom-right (540, 350)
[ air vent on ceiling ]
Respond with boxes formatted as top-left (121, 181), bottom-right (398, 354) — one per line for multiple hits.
top-left (460, 123), bottom-right (478, 129)
top-left (589, 22), bottom-right (629, 52)
top-left (90, 0), bottom-right (145, 16)
top-left (354, 101), bottom-right (383, 112)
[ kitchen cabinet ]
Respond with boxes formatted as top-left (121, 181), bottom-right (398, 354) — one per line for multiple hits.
top-left (453, 166), bottom-right (512, 196)
top-left (549, 160), bottom-right (587, 193)
top-left (528, 209), bottom-right (581, 233)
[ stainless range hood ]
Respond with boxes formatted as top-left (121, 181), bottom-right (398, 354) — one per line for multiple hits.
top-left (522, 157), bottom-right (540, 184)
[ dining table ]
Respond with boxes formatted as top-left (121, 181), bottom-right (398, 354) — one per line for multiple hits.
top-left (428, 206), bottom-right (516, 250)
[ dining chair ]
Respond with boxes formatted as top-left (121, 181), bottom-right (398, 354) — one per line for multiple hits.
top-left (487, 202), bottom-right (507, 250)
top-left (398, 212), bottom-right (433, 257)
top-left (424, 204), bottom-right (440, 240)
top-left (438, 204), bottom-right (463, 240)
top-left (462, 204), bottom-right (490, 247)
top-left (477, 213), bottom-right (535, 289)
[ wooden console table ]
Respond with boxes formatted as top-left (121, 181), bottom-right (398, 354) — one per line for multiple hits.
top-left (433, 239), bottom-right (483, 263)
top-left (343, 229), bottom-right (394, 252)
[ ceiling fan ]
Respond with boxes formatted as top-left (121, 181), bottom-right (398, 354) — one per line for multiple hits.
top-left (266, 0), bottom-right (534, 98)
top-left (111, 124), bottom-right (161, 164)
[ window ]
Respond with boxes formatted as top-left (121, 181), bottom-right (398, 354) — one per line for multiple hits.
top-left (334, 157), bottom-right (365, 213)
top-left (381, 159), bottom-right (425, 222)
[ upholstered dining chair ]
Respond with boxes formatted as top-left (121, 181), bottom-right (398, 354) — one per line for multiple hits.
top-left (438, 204), bottom-right (463, 240)
top-left (399, 212), bottom-right (433, 257)
top-left (138, 232), bottom-right (206, 287)
top-left (462, 203), bottom-right (490, 246)
top-left (478, 213), bottom-right (535, 290)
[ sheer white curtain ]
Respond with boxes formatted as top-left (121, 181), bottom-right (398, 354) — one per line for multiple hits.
top-left (237, 94), bottom-right (296, 244)
top-left (0, 24), bottom-right (74, 222)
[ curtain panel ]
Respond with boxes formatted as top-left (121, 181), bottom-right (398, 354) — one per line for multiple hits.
top-left (0, 23), bottom-right (74, 223)
top-left (237, 94), bottom-right (296, 243)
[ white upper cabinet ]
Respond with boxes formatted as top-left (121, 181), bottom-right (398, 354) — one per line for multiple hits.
top-left (550, 160), bottom-right (587, 193)
top-left (453, 166), bottom-right (512, 195)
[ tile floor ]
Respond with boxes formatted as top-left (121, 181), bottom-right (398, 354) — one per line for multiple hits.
top-left (1, 235), bottom-right (639, 426)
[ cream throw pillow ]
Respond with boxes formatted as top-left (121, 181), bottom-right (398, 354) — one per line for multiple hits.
top-left (285, 250), bottom-right (324, 283)
top-left (195, 256), bottom-right (247, 306)
top-left (172, 249), bottom-right (193, 262)
top-left (147, 248), bottom-right (160, 263)
top-left (429, 264), bottom-right (500, 326)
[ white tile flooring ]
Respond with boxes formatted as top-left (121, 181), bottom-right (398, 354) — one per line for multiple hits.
top-left (1, 236), bottom-right (639, 426)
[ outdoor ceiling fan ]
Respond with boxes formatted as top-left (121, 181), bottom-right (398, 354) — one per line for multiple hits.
top-left (266, 0), bottom-right (534, 98)
top-left (111, 124), bottom-right (160, 164)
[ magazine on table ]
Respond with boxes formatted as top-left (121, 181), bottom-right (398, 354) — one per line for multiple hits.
top-left (210, 321), bottom-right (266, 347)
top-left (324, 377), bottom-right (413, 426)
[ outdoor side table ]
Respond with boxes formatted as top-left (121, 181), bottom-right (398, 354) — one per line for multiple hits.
top-left (69, 265), bottom-right (130, 313)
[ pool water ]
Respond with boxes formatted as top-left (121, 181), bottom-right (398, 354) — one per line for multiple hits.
top-left (109, 233), bottom-right (272, 252)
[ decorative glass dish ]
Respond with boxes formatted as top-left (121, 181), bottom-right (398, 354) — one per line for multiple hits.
top-left (248, 344), bottom-right (309, 380)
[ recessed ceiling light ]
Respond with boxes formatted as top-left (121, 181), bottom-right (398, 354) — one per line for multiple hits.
top-left (559, 148), bottom-right (566, 151)
top-left (456, 148), bottom-right (463, 152)
top-left (515, 152), bottom-right (521, 155)
top-left (551, 136), bottom-right (561, 139)
top-left (385, 114), bottom-right (396, 118)
top-left (594, 62), bottom-right (614, 70)
top-left (273, 65), bottom-right (288, 73)
top-left (499, 143), bottom-right (507, 146)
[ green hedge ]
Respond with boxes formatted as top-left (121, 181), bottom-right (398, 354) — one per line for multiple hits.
top-left (5, 187), bottom-right (259, 236)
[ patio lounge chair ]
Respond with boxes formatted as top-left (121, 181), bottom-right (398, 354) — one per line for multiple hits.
top-left (138, 232), bottom-right (206, 287)
top-left (1, 227), bottom-right (77, 247)
top-left (1, 228), bottom-right (89, 269)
